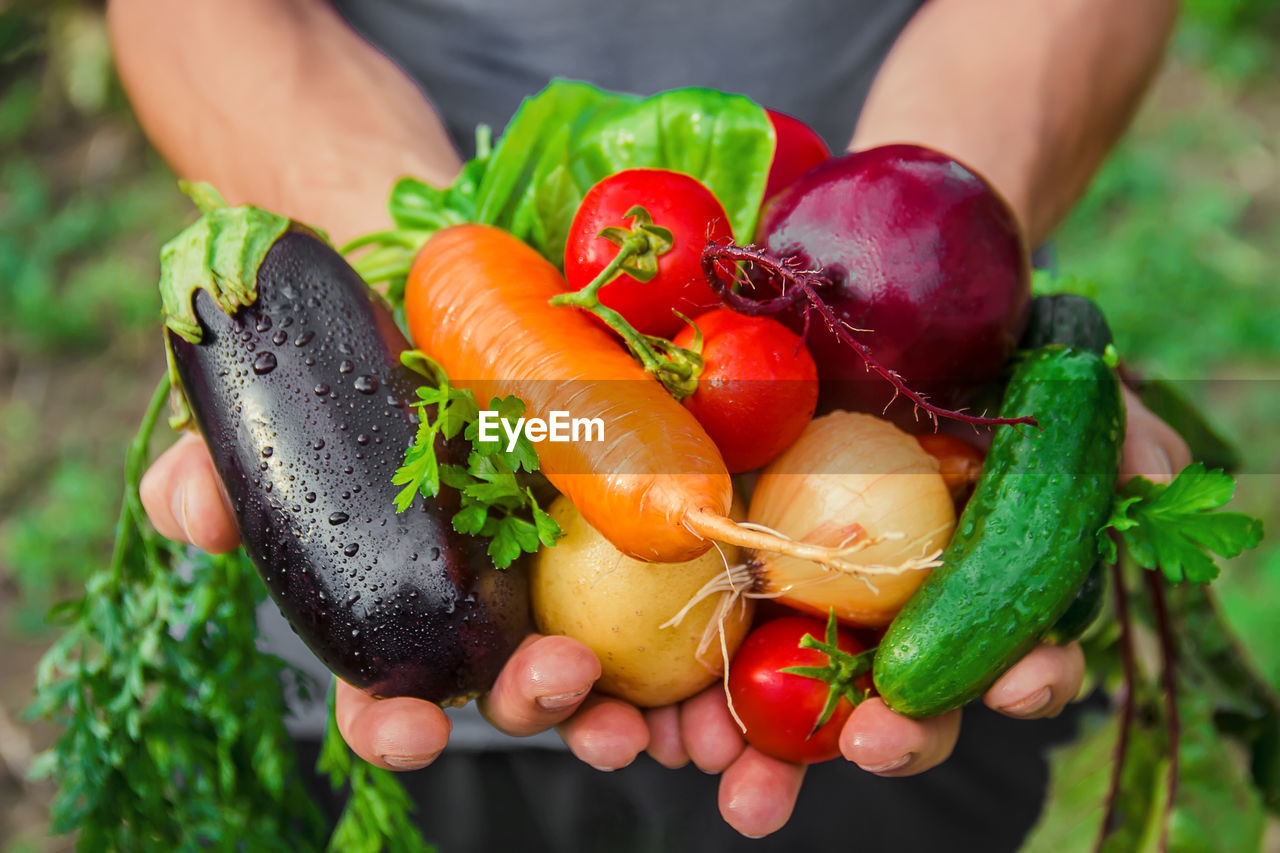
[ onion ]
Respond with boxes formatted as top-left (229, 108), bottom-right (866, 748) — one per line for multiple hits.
top-left (746, 412), bottom-right (956, 627)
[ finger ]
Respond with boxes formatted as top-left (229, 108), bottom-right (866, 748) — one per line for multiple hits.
top-left (983, 642), bottom-right (1086, 720)
top-left (139, 433), bottom-right (240, 553)
top-left (839, 698), bottom-right (961, 777)
top-left (644, 705), bottom-right (689, 769)
top-left (1119, 387), bottom-right (1192, 486)
top-left (334, 679), bottom-right (452, 771)
top-left (679, 685), bottom-right (746, 774)
top-left (717, 747), bottom-right (806, 839)
top-left (477, 634), bottom-right (601, 737)
top-left (557, 694), bottom-right (650, 772)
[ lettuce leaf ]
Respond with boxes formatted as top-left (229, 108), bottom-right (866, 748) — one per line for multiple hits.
top-left (473, 79), bottom-right (774, 264)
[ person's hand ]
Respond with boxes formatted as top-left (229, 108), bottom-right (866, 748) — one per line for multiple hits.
top-left (651, 388), bottom-right (1195, 839)
top-left (139, 433), bottom-right (606, 770)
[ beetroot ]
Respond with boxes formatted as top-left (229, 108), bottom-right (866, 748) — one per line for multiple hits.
top-left (754, 144), bottom-right (1031, 419)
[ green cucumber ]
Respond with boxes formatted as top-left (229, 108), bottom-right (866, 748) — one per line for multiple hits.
top-left (873, 346), bottom-right (1123, 718)
top-left (1044, 561), bottom-right (1106, 645)
top-left (1023, 294), bottom-right (1115, 645)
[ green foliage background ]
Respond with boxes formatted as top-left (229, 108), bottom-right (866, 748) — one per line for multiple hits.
top-left (0, 0), bottom-right (1277, 849)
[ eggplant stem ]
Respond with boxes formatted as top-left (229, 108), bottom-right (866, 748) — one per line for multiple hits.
top-left (700, 242), bottom-right (1038, 429)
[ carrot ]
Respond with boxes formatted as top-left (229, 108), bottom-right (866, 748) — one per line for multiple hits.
top-left (404, 223), bottom-right (896, 570)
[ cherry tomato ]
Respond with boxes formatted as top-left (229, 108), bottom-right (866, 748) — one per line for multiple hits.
top-left (763, 109), bottom-right (831, 203)
top-left (727, 613), bottom-right (873, 764)
top-left (672, 308), bottom-right (817, 473)
top-left (564, 169), bottom-right (732, 338)
top-left (915, 433), bottom-right (986, 505)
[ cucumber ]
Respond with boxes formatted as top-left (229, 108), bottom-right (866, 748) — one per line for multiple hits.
top-left (1044, 561), bottom-right (1106, 645)
top-left (873, 346), bottom-right (1123, 718)
top-left (1020, 293), bottom-right (1114, 354)
top-left (1023, 294), bottom-right (1116, 645)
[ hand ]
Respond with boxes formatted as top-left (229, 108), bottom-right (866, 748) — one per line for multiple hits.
top-left (139, 433), bottom-right (605, 770)
top-left (663, 389), bottom-right (1194, 839)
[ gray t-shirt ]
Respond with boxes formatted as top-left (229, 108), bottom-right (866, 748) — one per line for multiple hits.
top-left (272, 0), bottom-right (925, 745)
top-left (330, 0), bottom-right (925, 155)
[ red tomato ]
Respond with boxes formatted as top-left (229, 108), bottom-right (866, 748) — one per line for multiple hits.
top-left (763, 109), bottom-right (831, 203)
top-left (915, 433), bottom-right (986, 505)
top-left (672, 308), bottom-right (817, 473)
top-left (727, 614), bottom-right (872, 764)
top-left (564, 169), bottom-right (732, 338)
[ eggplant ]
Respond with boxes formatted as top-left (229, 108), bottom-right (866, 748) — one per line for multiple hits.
top-left (159, 195), bottom-right (531, 703)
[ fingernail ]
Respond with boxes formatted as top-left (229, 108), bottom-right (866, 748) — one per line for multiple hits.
top-left (1000, 686), bottom-right (1052, 718)
top-left (588, 763), bottom-right (618, 773)
top-left (536, 687), bottom-right (590, 711)
top-left (381, 750), bottom-right (440, 770)
top-left (171, 482), bottom-right (191, 540)
top-left (858, 753), bottom-right (911, 774)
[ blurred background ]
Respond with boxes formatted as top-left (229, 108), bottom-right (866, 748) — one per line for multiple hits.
top-left (0, 0), bottom-right (1277, 849)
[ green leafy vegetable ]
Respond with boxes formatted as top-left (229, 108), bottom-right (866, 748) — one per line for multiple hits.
top-left (317, 689), bottom-right (437, 853)
top-left (1139, 693), bottom-right (1266, 852)
top-left (391, 354), bottom-right (560, 568)
top-left (474, 79), bottom-right (627, 260)
top-left (1101, 462), bottom-right (1264, 582)
top-left (476, 80), bottom-right (775, 261)
top-left (567, 86), bottom-right (775, 245)
top-left (1020, 712), bottom-right (1159, 853)
top-left (28, 377), bottom-right (326, 850)
top-left (1023, 694), bottom-right (1266, 853)
top-left (347, 79), bottom-right (776, 302)
top-left (30, 376), bottom-right (439, 849)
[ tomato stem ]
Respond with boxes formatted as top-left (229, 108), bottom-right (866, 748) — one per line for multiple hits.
top-left (777, 609), bottom-right (876, 737)
top-left (550, 207), bottom-right (704, 399)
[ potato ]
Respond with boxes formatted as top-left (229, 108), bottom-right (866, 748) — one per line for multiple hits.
top-left (531, 496), bottom-right (755, 707)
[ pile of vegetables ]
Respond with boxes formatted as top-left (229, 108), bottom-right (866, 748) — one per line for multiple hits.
top-left (30, 79), bottom-right (1277, 850)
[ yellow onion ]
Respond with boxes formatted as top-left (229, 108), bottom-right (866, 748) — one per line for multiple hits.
top-left (746, 411), bottom-right (956, 628)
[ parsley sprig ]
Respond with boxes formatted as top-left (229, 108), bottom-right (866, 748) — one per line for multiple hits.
top-left (1100, 462), bottom-right (1264, 583)
top-left (391, 353), bottom-right (560, 568)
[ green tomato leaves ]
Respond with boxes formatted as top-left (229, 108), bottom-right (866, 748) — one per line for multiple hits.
top-left (1101, 462), bottom-right (1264, 583)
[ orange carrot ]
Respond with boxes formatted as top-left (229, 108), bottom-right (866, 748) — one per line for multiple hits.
top-left (404, 224), bottom-right (896, 571)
